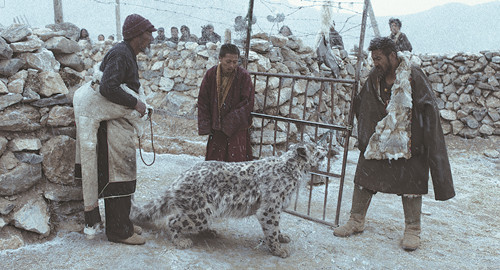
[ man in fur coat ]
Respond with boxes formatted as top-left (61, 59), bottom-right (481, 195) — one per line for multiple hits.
top-left (333, 37), bottom-right (455, 251)
top-left (197, 43), bottom-right (255, 162)
top-left (75, 14), bottom-right (156, 245)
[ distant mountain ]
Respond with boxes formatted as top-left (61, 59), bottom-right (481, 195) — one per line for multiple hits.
top-left (1, 0), bottom-right (498, 54)
top-left (277, 1), bottom-right (500, 54)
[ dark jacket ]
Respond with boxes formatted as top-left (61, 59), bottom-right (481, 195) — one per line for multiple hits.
top-left (353, 66), bottom-right (455, 201)
top-left (197, 65), bottom-right (255, 161)
top-left (99, 41), bottom-right (139, 108)
top-left (391, 32), bottom-right (413, 52)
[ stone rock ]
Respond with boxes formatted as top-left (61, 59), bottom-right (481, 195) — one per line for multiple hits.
top-left (269, 35), bottom-right (288, 48)
top-left (13, 152), bottom-right (43, 164)
top-left (0, 80), bottom-right (8, 94)
top-left (0, 58), bottom-right (26, 77)
top-left (0, 93), bottom-right (23, 111)
top-left (440, 110), bottom-right (457, 121)
top-left (8, 138), bottom-right (42, 151)
top-left (12, 196), bottom-right (51, 236)
top-left (0, 226), bottom-right (24, 251)
top-left (492, 56), bottom-right (500, 64)
top-left (44, 36), bottom-right (81, 54)
top-left (45, 22), bottom-right (80, 41)
top-left (38, 71), bottom-right (69, 97)
top-left (47, 106), bottom-right (74, 127)
top-left (250, 39), bottom-right (272, 53)
top-left (163, 91), bottom-right (197, 117)
top-left (0, 37), bottom-right (13, 60)
top-left (1, 24), bottom-right (32, 43)
top-left (0, 162), bottom-right (42, 196)
top-left (464, 115), bottom-right (480, 129)
top-left (55, 53), bottom-right (84, 72)
top-left (486, 96), bottom-right (500, 108)
top-left (43, 182), bottom-right (83, 202)
top-left (0, 197), bottom-right (15, 215)
top-left (40, 135), bottom-right (76, 186)
top-left (0, 151), bottom-right (18, 170)
top-left (159, 77), bottom-right (174, 92)
top-left (0, 137), bottom-right (7, 156)
top-left (0, 105), bottom-right (41, 132)
top-left (478, 124), bottom-right (494, 135)
top-left (458, 127), bottom-right (479, 138)
top-left (22, 48), bottom-right (60, 72)
top-left (9, 35), bottom-right (44, 53)
top-left (30, 93), bottom-right (71, 107)
top-left (450, 120), bottom-right (464, 135)
top-left (251, 128), bottom-right (287, 144)
top-left (32, 28), bottom-right (66, 41)
top-left (7, 71), bottom-right (28, 94)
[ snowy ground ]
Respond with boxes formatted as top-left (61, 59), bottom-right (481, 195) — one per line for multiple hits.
top-left (1, 136), bottom-right (499, 270)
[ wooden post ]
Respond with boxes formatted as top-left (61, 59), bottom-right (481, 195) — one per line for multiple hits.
top-left (53, 0), bottom-right (63, 24)
top-left (367, 0), bottom-right (380, 37)
top-left (243, 0), bottom-right (254, 69)
top-left (115, 0), bottom-right (122, 40)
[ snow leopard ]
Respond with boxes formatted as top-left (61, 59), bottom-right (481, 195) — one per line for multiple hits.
top-left (131, 142), bottom-right (327, 258)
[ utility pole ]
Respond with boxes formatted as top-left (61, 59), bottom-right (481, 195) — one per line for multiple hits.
top-left (115, 0), bottom-right (122, 40)
top-left (367, 0), bottom-right (380, 37)
top-left (53, 0), bottom-right (63, 24)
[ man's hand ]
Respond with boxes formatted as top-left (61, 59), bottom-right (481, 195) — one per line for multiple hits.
top-left (134, 100), bottom-right (147, 117)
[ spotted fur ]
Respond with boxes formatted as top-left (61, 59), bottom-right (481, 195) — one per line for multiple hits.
top-left (131, 142), bottom-right (326, 258)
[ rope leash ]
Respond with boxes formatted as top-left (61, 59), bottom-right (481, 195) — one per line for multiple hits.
top-left (138, 110), bottom-right (156, 166)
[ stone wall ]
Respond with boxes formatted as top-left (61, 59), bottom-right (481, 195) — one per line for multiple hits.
top-left (0, 23), bottom-right (499, 249)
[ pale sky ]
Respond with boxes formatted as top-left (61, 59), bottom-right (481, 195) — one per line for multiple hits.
top-left (287, 0), bottom-right (499, 16)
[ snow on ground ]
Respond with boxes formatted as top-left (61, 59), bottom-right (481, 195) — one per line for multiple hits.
top-left (1, 136), bottom-right (499, 270)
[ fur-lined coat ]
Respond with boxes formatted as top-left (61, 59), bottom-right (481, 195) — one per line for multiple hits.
top-left (353, 54), bottom-right (455, 201)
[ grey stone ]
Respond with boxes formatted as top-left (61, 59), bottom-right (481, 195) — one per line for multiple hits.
top-left (22, 48), bottom-right (60, 72)
top-left (0, 163), bottom-right (42, 196)
top-left (12, 196), bottom-right (51, 236)
top-left (13, 152), bottom-right (43, 164)
top-left (55, 53), bottom-right (84, 72)
top-left (30, 93), bottom-right (71, 107)
top-left (0, 58), bottom-right (26, 77)
top-left (0, 198), bottom-right (15, 215)
top-left (45, 22), bottom-right (80, 41)
top-left (9, 35), bottom-right (44, 53)
top-left (0, 105), bottom-right (41, 132)
top-left (8, 138), bottom-right (42, 151)
top-left (0, 226), bottom-right (24, 250)
top-left (1, 24), bottom-right (32, 43)
top-left (0, 37), bottom-right (13, 60)
top-left (40, 135), bottom-right (76, 186)
top-left (0, 93), bottom-right (23, 111)
top-left (44, 182), bottom-right (83, 202)
top-left (464, 115), bottom-right (480, 129)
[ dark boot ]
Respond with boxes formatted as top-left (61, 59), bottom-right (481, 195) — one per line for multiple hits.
top-left (401, 195), bottom-right (422, 251)
top-left (334, 185), bottom-right (373, 237)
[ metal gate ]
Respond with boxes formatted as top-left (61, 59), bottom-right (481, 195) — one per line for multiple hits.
top-left (246, 1), bottom-right (370, 227)
top-left (249, 72), bottom-right (355, 227)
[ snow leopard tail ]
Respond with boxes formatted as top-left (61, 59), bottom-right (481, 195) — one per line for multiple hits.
top-left (130, 190), bottom-right (175, 223)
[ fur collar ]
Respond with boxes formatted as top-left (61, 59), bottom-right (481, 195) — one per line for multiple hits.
top-left (364, 52), bottom-right (420, 160)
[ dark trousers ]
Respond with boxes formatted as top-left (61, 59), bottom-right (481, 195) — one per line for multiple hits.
top-left (104, 195), bottom-right (134, 240)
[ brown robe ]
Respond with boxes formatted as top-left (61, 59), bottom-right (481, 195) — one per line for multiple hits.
top-left (353, 66), bottom-right (455, 201)
top-left (198, 65), bottom-right (255, 162)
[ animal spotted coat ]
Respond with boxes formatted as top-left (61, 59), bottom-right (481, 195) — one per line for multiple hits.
top-left (131, 142), bottom-right (326, 258)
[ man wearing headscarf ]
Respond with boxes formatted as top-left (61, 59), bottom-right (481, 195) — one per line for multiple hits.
top-left (75, 13), bottom-right (156, 245)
